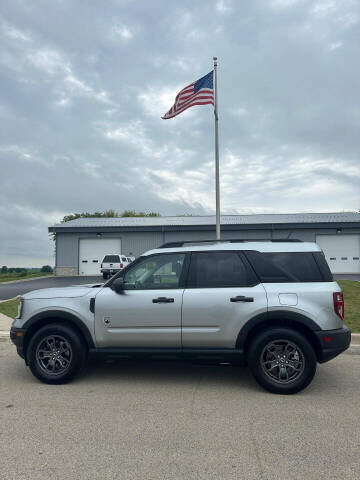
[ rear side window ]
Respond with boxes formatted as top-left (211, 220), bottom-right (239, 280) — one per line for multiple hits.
top-left (187, 252), bottom-right (258, 288)
top-left (245, 251), bottom-right (324, 283)
top-left (121, 256), bottom-right (127, 262)
top-left (103, 255), bottom-right (120, 263)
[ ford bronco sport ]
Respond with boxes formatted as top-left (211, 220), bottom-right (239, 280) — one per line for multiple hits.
top-left (10, 240), bottom-right (351, 394)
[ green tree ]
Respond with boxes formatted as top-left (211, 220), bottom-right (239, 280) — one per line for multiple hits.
top-left (120, 210), bottom-right (160, 217)
top-left (61, 209), bottom-right (119, 223)
top-left (1, 266), bottom-right (7, 273)
top-left (60, 210), bottom-right (160, 223)
top-left (41, 265), bottom-right (53, 273)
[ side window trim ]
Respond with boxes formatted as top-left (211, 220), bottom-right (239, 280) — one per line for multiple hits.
top-left (179, 253), bottom-right (191, 288)
top-left (238, 251), bottom-right (260, 286)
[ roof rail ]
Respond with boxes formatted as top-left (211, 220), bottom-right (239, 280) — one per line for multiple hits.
top-left (158, 239), bottom-right (303, 248)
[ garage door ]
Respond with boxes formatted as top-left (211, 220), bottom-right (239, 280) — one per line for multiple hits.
top-left (79, 238), bottom-right (121, 275)
top-left (316, 234), bottom-right (360, 274)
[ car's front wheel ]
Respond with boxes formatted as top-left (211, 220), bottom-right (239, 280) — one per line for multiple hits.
top-left (248, 327), bottom-right (317, 394)
top-left (27, 323), bottom-right (87, 384)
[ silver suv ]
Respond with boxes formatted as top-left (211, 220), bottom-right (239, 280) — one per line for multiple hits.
top-left (10, 240), bottom-right (351, 394)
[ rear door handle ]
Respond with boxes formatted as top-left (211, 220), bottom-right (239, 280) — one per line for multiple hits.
top-left (152, 297), bottom-right (174, 304)
top-left (230, 296), bottom-right (254, 302)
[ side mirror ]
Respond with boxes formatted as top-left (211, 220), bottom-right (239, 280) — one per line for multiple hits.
top-left (112, 277), bottom-right (125, 294)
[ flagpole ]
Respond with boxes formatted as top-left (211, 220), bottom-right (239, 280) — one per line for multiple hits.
top-left (213, 57), bottom-right (221, 240)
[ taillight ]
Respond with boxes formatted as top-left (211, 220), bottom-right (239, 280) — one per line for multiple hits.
top-left (101, 263), bottom-right (102, 269)
top-left (120, 263), bottom-right (123, 269)
top-left (333, 292), bottom-right (344, 321)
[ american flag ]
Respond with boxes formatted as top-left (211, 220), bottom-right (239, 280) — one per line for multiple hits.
top-left (162, 71), bottom-right (214, 119)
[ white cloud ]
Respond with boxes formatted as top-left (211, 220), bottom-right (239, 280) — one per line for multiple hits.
top-left (328, 41), bottom-right (343, 50)
top-left (171, 57), bottom-right (191, 72)
top-left (27, 48), bottom-right (70, 75)
top-left (55, 96), bottom-right (72, 107)
top-left (26, 48), bottom-right (112, 105)
top-left (229, 107), bottom-right (248, 116)
top-left (2, 23), bottom-right (31, 42)
top-left (270, 0), bottom-right (302, 8)
top-left (215, 0), bottom-right (231, 13)
top-left (310, 0), bottom-right (359, 27)
top-left (137, 86), bottom-right (183, 118)
top-left (311, 0), bottom-right (337, 16)
top-left (1, 25), bottom-right (113, 107)
top-left (0, 144), bottom-right (34, 160)
top-left (104, 120), bottom-right (168, 158)
top-left (111, 24), bottom-right (133, 40)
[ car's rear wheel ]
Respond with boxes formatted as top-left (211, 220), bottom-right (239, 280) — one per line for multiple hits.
top-left (248, 327), bottom-right (317, 394)
top-left (102, 273), bottom-right (108, 280)
top-left (27, 323), bottom-right (87, 384)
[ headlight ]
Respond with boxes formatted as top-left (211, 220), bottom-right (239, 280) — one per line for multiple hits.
top-left (17, 298), bottom-right (24, 319)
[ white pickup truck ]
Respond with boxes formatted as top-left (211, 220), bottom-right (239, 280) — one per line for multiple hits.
top-left (100, 254), bottom-right (130, 279)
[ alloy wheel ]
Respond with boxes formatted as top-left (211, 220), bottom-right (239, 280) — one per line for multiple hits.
top-left (260, 339), bottom-right (305, 384)
top-left (36, 335), bottom-right (73, 375)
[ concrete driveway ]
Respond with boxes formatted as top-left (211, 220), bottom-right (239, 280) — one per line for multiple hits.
top-left (0, 276), bottom-right (103, 300)
top-left (0, 341), bottom-right (359, 480)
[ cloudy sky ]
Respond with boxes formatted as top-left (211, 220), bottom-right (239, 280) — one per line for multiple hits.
top-left (1, 0), bottom-right (359, 267)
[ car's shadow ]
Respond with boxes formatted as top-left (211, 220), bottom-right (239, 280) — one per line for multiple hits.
top-left (78, 356), bottom-right (262, 392)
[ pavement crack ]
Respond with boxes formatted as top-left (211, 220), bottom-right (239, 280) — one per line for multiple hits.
top-left (250, 422), bottom-right (265, 480)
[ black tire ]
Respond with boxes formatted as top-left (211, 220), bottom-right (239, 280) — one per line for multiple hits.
top-left (248, 327), bottom-right (317, 394)
top-left (27, 323), bottom-right (87, 384)
top-left (102, 273), bottom-right (108, 280)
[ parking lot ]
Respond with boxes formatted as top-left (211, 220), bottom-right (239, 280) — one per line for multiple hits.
top-left (0, 340), bottom-right (359, 480)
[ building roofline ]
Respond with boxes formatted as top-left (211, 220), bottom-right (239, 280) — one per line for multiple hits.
top-left (49, 220), bottom-right (360, 234)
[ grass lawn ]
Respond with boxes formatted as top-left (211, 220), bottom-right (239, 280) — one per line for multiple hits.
top-left (0, 297), bottom-right (20, 319)
top-left (0, 271), bottom-right (52, 283)
top-left (337, 280), bottom-right (360, 333)
top-left (0, 280), bottom-right (358, 332)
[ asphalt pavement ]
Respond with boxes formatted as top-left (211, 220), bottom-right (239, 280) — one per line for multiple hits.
top-left (334, 274), bottom-right (360, 281)
top-left (0, 276), bottom-right (103, 300)
top-left (0, 341), bottom-right (359, 480)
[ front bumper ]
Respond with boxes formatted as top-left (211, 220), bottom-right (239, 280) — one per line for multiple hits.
top-left (315, 326), bottom-right (351, 363)
top-left (10, 327), bottom-right (27, 359)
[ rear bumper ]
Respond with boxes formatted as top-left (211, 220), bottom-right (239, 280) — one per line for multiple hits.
top-left (101, 269), bottom-right (120, 274)
top-left (10, 327), bottom-right (27, 359)
top-left (315, 326), bottom-right (351, 363)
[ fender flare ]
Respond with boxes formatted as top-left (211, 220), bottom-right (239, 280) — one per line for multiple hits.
top-left (236, 310), bottom-right (321, 351)
top-left (23, 310), bottom-right (95, 348)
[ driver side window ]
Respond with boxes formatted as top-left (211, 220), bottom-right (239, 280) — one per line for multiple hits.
top-left (123, 253), bottom-right (185, 290)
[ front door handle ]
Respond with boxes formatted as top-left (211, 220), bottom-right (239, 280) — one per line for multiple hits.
top-left (152, 297), bottom-right (175, 304)
top-left (230, 296), bottom-right (254, 303)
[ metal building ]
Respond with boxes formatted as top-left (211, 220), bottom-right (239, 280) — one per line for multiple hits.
top-left (48, 212), bottom-right (360, 276)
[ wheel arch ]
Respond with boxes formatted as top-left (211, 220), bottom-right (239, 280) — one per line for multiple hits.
top-left (236, 311), bottom-right (322, 364)
top-left (23, 311), bottom-right (95, 363)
